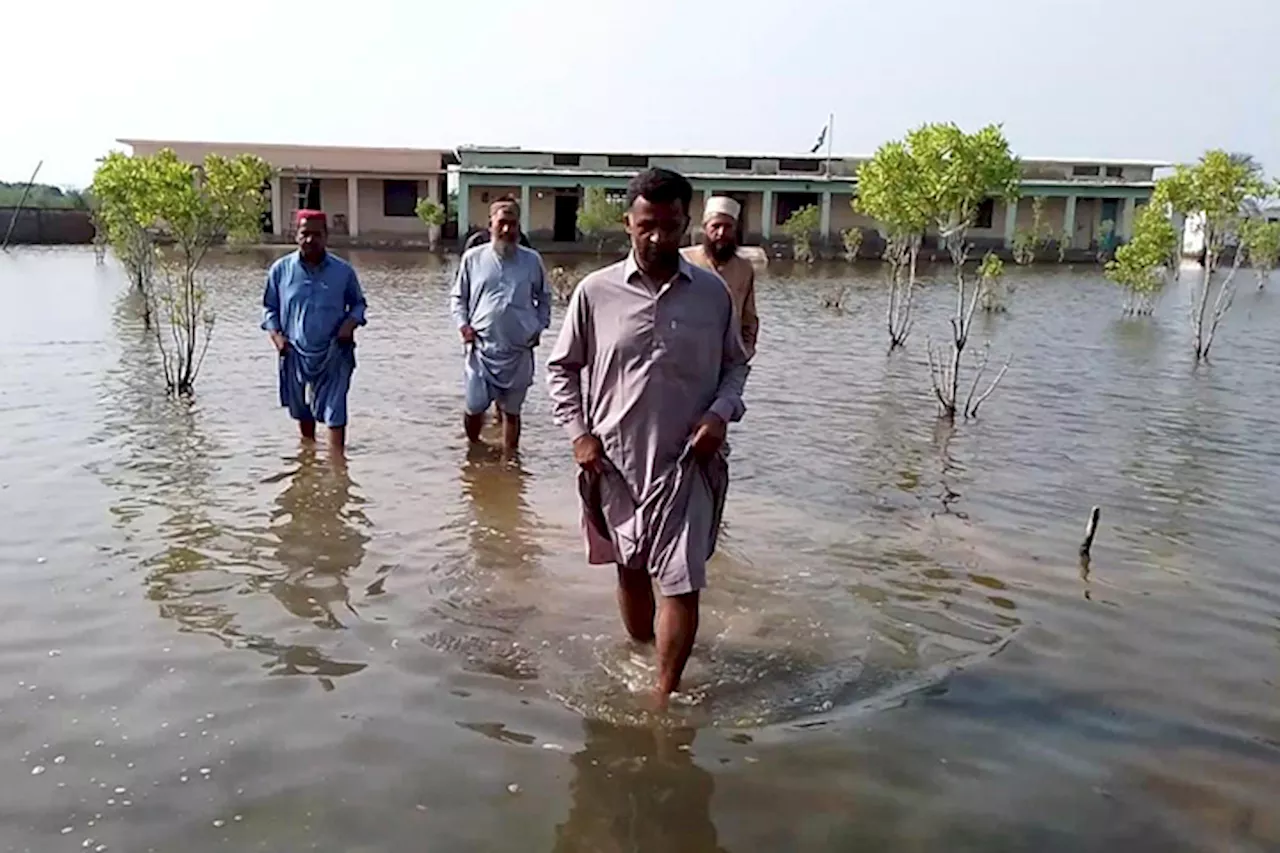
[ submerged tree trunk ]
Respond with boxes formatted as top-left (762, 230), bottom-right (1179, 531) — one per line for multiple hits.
top-left (927, 226), bottom-right (1009, 420)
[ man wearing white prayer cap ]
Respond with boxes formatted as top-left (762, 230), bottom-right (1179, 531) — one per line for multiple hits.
top-left (681, 195), bottom-right (759, 359)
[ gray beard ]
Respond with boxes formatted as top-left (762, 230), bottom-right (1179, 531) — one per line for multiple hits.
top-left (493, 238), bottom-right (516, 257)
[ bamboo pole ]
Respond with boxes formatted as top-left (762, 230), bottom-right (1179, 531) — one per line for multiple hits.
top-left (2, 160), bottom-right (44, 251)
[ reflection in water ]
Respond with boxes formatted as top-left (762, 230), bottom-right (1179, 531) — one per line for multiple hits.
top-left (553, 720), bottom-right (730, 853)
top-left (459, 443), bottom-right (543, 572)
top-left (265, 451), bottom-right (370, 629)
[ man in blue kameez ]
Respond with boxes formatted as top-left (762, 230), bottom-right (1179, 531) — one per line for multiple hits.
top-left (262, 210), bottom-right (368, 458)
top-left (450, 198), bottom-right (551, 453)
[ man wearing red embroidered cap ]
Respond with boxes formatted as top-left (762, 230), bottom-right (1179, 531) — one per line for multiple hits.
top-left (261, 210), bottom-right (368, 457)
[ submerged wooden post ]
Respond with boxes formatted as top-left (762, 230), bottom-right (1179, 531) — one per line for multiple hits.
top-left (1079, 506), bottom-right (1101, 558)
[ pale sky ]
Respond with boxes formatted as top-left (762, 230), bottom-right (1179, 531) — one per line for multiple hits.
top-left (5, 0), bottom-right (1277, 188)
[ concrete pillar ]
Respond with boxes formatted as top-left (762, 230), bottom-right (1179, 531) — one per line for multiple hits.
top-left (819, 191), bottom-right (832, 241)
top-left (1003, 197), bottom-right (1019, 247)
top-left (270, 176), bottom-right (283, 237)
top-left (347, 177), bottom-right (360, 237)
top-left (519, 183), bottom-right (531, 234)
top-left (762, 189), bottom-right (774, 240)
top-left (1063, 195), bottom-right (1077, 249)
top-left (1120, 196), bottom-right (1137, 240)
top-left (457, 180), bottom-right (470, 245)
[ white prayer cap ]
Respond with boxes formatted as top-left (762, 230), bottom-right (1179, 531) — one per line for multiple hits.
top-left (703, 196), bottom-right (741, 223)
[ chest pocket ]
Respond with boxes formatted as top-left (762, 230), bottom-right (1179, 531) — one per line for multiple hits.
top-left (658, 310), bottom-right (720, 382)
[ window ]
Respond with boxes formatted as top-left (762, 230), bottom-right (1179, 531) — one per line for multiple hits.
top-left (383, 180), bottom-right (418, 217)
top-left (553, 153), bottom-right (581, 167)
top-left (725, 156), bottom-right (753, 171)
top-left (974, 199), bottom-right (995, 229)
top-left (1105, 165), bottom-right (1124, 178)
top-left (778, 158), bottom-right (822, 173)
top-left (607, 154), bottom-right (649, 169)
top-left (1072, 165), bottom-right (1101, 177)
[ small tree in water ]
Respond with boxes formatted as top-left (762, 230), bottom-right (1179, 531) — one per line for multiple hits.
top-left (576, 186), bottom-right (625, 255)
top-left (906, 123), bottom-right (1021, 420)
top-left (781, 204), bottom-right (820, 263)
top-left (414, 198), bottom-right (445, 250)
top-left (840, 227), bottom-right (864, 262)
top-left (1240, 216), bottom-right (1280, 290)
top-left (1104, 203), bottom-right (1179, 316)
top-left (1158, 150), bottom-right (1271, 361)
top-left (92, 152), bottom-right (158, 324)
top-left (978, 251), bottom-right (1011, 313)
top-left (856, 140), bottom-right (930, 348)
top-left (93, 148), bottom-right (271, 395)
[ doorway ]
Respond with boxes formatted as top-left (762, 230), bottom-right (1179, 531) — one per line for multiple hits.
top-left (1100, 198), bottom-right (1120, 249)
top-left (554, 192), bottom-right (579, 242)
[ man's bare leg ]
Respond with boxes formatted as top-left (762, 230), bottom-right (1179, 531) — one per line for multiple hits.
top-left (616, 567), bottom-right (656, 644)
top-left (502, 413), bottom-right (521, 453)
top-left (299, 419), bottom-right (317, 443)
top-left (328, 425), bottom-right (346, 459)
top-left (464, 412), bottom-right (485, 443)
top-left (655, 592), bottom-right (699, 709)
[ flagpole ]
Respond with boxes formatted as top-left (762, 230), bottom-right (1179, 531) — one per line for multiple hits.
top-left (825, 112), bottom-right (834, 178)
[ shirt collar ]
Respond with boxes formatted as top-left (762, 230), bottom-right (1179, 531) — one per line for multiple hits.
top-left (296, 249), bottom-right (329, 270)
top-left (624, 252), bottom-right (695, 287)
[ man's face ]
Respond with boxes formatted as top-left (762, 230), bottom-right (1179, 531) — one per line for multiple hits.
top-left (626, 196), bottom-right (688, 272)
top-left (296, 217), bottom-right (327, 260)
top-left (490, 206), bottom-right (520, 254)
top-left (702, 213), bottom-right (738, 262)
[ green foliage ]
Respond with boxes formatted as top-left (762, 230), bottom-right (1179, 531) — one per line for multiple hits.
top-left (1240, 217), bottom-right (1280, 287)
top-left (979, 251), bottom-right (1011, 312)
top-left (979, 251), bottom-right (1004, 282)
top-left (576, 186), bottom-right (625, 253)
top-left (414, 197), bottom-right (445, 228)
top-left (0, 182), bottom-right (92, 209)
top-left (1011, 229), bottom-right (1038, 265)
top-left (1057, 227), bottom-right (1072, 262)
top-left (1156, 150), bottom-right (1267, 250)
top-left (92, 148), bottom-right (272, 394)
top-left (1104, 203), bottom-right (1178, 315)
top-left (840, 227), bottom-right (864, 262)
top-left (781, 204), bottom-right (820, 262)
top-left (1154, 149), bottom-right (1274, 359)
top-left (1011, 197), bottom-right (1050, 264)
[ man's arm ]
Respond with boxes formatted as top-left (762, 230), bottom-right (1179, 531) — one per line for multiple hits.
top-left (545, 282), bottom-right (591, 442)
top-left (740, 267), bottom-right (759, 359)
top-left (262, 262), bottom-right (282, 333)
top-left (262, 262), bottom-right (289, 353)
top-left (707, 293), bottom-right (751, 425)
top-left (342, 266), bottom-right (368, 328)
top-left (449, 254), bottom-right (472, 331)
top-left (533, 256), bottom-right (552, 333)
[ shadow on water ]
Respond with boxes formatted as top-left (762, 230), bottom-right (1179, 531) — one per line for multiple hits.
top-left (552, 720), bottom-right (730, 853)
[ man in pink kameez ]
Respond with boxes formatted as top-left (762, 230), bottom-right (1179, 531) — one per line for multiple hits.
top-left (546, 168), bottom-right (750, 709)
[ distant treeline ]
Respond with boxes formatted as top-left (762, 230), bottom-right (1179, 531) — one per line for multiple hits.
top-left (0, 181), bottom-right (92, 210)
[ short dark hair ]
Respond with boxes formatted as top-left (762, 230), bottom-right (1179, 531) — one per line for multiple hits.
top-left (625, 168), bottom-right (693, 212)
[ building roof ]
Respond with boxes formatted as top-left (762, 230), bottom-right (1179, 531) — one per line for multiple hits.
top-left (455, 145), bottom-right (1172, 168)
top-left (117, 139), bottom-right (459, 172)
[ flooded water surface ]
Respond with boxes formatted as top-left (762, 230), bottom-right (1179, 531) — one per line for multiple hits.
top-left (2, 247), bottom-right (1279, 851)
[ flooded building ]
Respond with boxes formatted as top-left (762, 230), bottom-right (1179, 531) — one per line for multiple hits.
top-left (455, 146), bottom-right (1168, 252)
top-left (119, 139), bottom-right (455, 242)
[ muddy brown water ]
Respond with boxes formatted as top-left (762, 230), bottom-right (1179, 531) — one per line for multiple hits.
top-left (1, 247), bottom-right (1278, 851)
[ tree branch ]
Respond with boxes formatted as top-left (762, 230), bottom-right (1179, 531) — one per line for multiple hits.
top-left (966, 353), bottom-right (1011, 418)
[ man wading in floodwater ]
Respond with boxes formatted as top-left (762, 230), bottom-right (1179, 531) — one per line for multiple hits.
top-left (547, 168), bottom-right (750, 709)
top-left (451, 197), bottom-right (551, 452)
top-left (262, 210), bottom-right (368, 458)
top-left (682, 195), bottom-right (759, 360)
